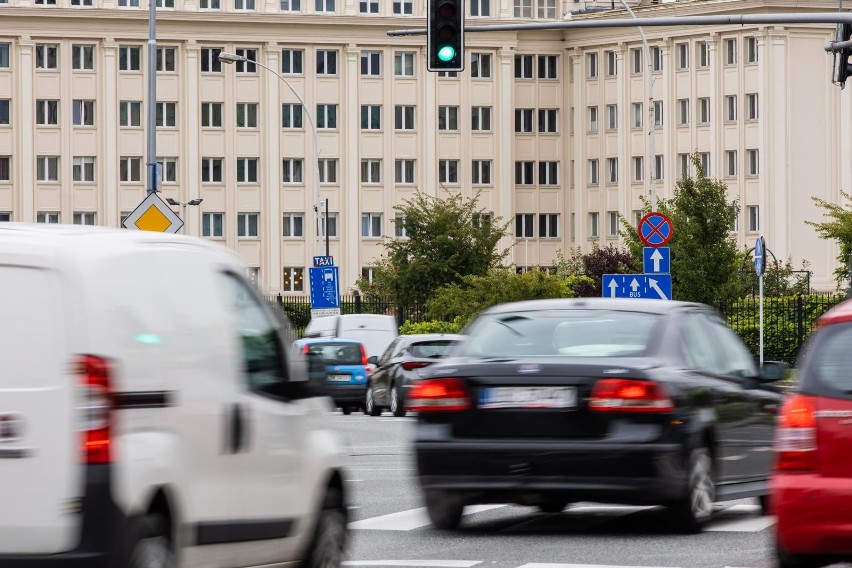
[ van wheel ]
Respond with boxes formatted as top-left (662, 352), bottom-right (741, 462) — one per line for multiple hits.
top-left (340, 406), bottom-right (352, 415)
top-left (301, 488), bottom-right (347, 568)
top-left (664, 447), bottom-right (715, 533)
top-left (365, 388), bottom-right (381, 417)
top-left (424, 489), bottom-right (464, 531)
top-left (389, 386), bottom-right (406, 418)
top-left (126, 514), bottom-right (174, 568)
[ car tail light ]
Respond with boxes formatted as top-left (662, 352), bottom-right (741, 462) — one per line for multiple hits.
top-left (589, 378), bottom-right (674, 413)
top-left (360, 344), bottom-right (369, 367)
top-left (76, 355), bottom-right (115, 464)
top-left (407, 378), bottom-right (471, 412)
top-left (402, 361), bottom-right (432, 371)
top-left (775, 394), bottom-right (817, 472)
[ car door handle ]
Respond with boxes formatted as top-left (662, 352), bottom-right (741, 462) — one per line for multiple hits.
top-left (224, 403), bottom-right (248, 454)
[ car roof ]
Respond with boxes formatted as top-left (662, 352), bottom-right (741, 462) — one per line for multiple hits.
top-left (399, 334), bottom-right (466, 343)
top-left (481, 297), bottom-right (706, 315)
top-left (295, 337), bottom-right (364, 345)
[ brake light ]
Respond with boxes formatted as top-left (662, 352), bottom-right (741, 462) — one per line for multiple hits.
top-left (75, 355), bottom-right (114, 464)
top-left (360, 344), bottom-right (369, 367)
top-left (407, 378), bottom-right (471, 412)
top-left (589, 379), bottom-right (674, 412)
top-left (775, 394), bottom-right (817, 472)
top-left (302, 345), bottom-right (310, 355)
top-left (402, 361), bottom-right (431, 371)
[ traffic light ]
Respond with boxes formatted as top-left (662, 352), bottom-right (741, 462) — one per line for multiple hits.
top-left (832, 23), bottom-right (852, 88)
top-left (427, 0), bottom-right (464, 72)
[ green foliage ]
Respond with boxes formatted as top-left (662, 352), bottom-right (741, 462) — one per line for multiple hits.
top-left (355, 190), bottom-right (511, 306)
top-left (551, 246), bottom-right (634, 297)
top-left (425, 268), bottom-right (568, 325)
top-left (620, 153), bottom-right (740, 304)
top-left (806, 190), bottom-right (852, 289)
top-left (281, 301), bottom-right (311, 330)
top-left (728, 253), bottom-right (812, 298)
top-left (399, 318), bottom-right (465, 335)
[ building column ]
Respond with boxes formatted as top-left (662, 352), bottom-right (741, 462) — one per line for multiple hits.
top-left (344, 44), bottom-right (360, 288)
top-left (761, 29), bottom-right (788, 266)
top-left (17, 39), bottom-right (35, 222)
top-left (101, 40), bottom-right (119, 227)
top-left (616, 43), bottom-right (628, 244)
top-left (422, 45), bottom-right (437, 201)
top-left (262, 42), bottom-right (282, 291)
top-left (707, 33), bottom-right (720, 179)
top-left (569, 48), bottom-right (585, 250)
top-left (184, 41), bottom-right (202, 235)
top-left (497, 46), bottom-right (514, 265)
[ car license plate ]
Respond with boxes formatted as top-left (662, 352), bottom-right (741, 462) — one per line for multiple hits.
top-left (326, 374), bottom-right (351, 382)
top-left (478, 387), bottom-right (577, 409)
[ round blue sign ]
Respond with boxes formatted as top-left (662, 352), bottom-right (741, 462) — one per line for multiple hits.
top-left (754, 236), bottom-right (766, 277)
top-left (638, 212), bottom-right (673, 247)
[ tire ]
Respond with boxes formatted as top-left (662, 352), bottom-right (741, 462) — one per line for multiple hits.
top-left (390, 386), bottom-right (406, 417)
top-left (776, 544), bottom-right (824, 568)
top-left (537, 501), bottom-right (568, 514)
top-left (758, 494), bottom-right (771, 516)
top-left (665, 447), bottom-right (715, 533)
top-left (341, 406), bottom-right (352, 416)
top-left (365, 387), bottom-right (381, 417)
top-left (424, 489), bottom-right (464, 531)
top-left (301, 488), bottom-right (347, 568)
top-left (125, 514), bottom-right (174, 568)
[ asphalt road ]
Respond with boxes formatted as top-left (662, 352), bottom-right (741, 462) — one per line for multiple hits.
top-left (329, 411), bottom-right (848, 568)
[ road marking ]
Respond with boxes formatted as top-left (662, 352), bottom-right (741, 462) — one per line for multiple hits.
top-left (343, 561), bottom-right (482, 567)
top-left (706, 504), bottom-right (774, 532)
top-left (516, 564), bottom-right (678, 568)
top-left (348, 505), bottom-right (505, 531)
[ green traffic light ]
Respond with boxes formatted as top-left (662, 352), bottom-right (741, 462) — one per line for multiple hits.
top-left (437, 45), bottom-right (456, 62)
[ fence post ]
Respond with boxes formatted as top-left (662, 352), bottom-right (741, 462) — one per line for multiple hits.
top-left (354, 290), bottom-right (362, 313)
top-left (796, 294), bottom-right (804, 357)
top-left (277, 293), bottom-right (283, 308)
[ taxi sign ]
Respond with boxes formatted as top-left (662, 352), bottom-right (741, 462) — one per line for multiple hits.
top-left (123, 192), bottom-right (184, 233)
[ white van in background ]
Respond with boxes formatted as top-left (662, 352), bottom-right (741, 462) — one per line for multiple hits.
top-left (0, 223), bottom-right (347, 568)
top-left (304, 314), bottom-right (398, 362)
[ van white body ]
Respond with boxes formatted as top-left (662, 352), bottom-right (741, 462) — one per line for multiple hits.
top-left (304, 314), bottom-right (398, 361)
top-left (0, 224), bottom-right (347, 568)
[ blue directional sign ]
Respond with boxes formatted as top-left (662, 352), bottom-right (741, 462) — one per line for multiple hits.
top-left (313, 255), bottom-right (334, 267)
top-left (309, 266), bottom-right (340, 309)
top-left (754, 236), bottom-right (766, 277)
top-left (602, 274), bottom-right (672, 300)
top-left (643, 247), bottom-right (670, 274)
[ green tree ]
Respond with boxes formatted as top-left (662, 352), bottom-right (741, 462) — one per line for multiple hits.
top-left (621, 153), bottom-right (740, 305)
top-left (357, 190), bottom-right (511, 306)
top-left (806, 190), bottom-right (852, 289)
top-left (728, 252), bottom-right (812, 298)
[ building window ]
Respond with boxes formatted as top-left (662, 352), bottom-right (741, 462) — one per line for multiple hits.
top-left (726, 95), bottom-right (737, 122)
top-left (748, 205), bottom-right (759, 232)
top-left (472, 106), bottom-right (492, 131)
top-left (283, 213), bottom-right (304, 238)
top-left (317, 50), bottom-right (337, 75)
top-left (234, 0), bottom-right (256, 9)
top-left (319, 213), bottom-right (338, 237)
top-left (588, 106), bottom-right (599, 133)
top-left (73, 156), bottom-right (96, 182)
top-left (588, 159), bottom-right (599, 185)
top-left (200, 0), bottom-right (221, 8)
top-left (0, 156), bottom-right (9, 181)
top-left (747, 149), bottom-right (759, 176)
top-left (361, 159), bottom-right (382, 184)
top-left (201, 157), bottom-right (223, 183)
top-left (157, 158), bottom-right (178, 183)
top-left (73, 212), bottom-right (96, 225)
top-left (236, 103), bottom-right (258, 128)
top-left (631, 48), bottom-right (642, 74)
top-left (632, 156), bottom-right (643, 182)
top-left (201, 47), bottom-right (222, 72)
top-left (317, 104), bottom-right (337, 129)
top-left (0, 100), bottom-right (8, 125)
top-left (632, 210), bottom-right (642, 228)
top-left (237, 158), bottom-right (258, 183)
top-left (746, 93), bottom-right (759, 120)
top-left (587, 52), bottom-right (598, 78)
top-left (0, 44), bottom-right (7, 69)
top-left (698, 97), bottom-right (710, 124)
top-left (538, 0), bottom-right (556, 18)
top-left (677, 99), bottom-right (689, 126)
top-left (156, 102), bottom-right (177, 127)
top-left (725, 150), bottom-right (737, 177)
top-left (514, 0), bottom-right (531, 17)
top-left (395, 159), bottom-right (415, 184)
top-left (605, 50), bottom-right (617, 76)
top-left (238, 213), bottom-right (259, 238)
top-left (394, 105), bottom-right (415, 130)
top-left (539, 55), bottom-right (557, 79)
top-left (515, 161), bottom-right (534, 185)
top-left (361, 267), bottom-right (377, 283)
top-left (468, 0), bottom-right (489, 15)
top-left (438, 106), bottom-right (459, 131)
top-left (361, 51), bottom-right (381, 75)
top-left (540, 214), bottom-right (559, 238)
top-left (316, 0), bottom-right (334, 11)
top-left (746, 37), bottom-right (758, 63)
top-left (360, 0), bottom-right (378, 12)
top-left (539, 161), bottom-right (558, 185)
top-left (588, 212), bottom-right (599, 238)
top-left (36, 100), bottom-right (59, 125)
top-left (698, 41), bottom-right (710, 68)
top-left (201, 102), bottom-right (222, 128)
top-left (156, 0), bottom-right (174, 6)
top-left (318, 158), bottom-right (338, 183)
top-left (607, 211), bottom-right (618, 237)
top-left (281, 49), bottom-right (303, 74)
top-left (677, 42), bottom-right (689, 69)
top-left (438, 70), bottom-right (458, 78)
top-left (652, 46), bottom-right (663, 71)
top-left (394, 51), bottom-right (415, 76)
top-left (730, 208), bottom-right (739, 233)
top-left (438, 160), bottom-right (458, 184)
top-left (605, 105), bottom-right (617, 131)
top-left (515, 54), bottom-right (533, 79)
top-left (394, 0), bottom-right (413, 13)
top-left (282, 103), bottom-right (303, 129)
top-left (471, 53), bottom-right (492, 78)
top-left (37, 212), bottom-right (61, 224)
top-left (36, 44), bottom-right (59, 70)
top-left (156, 47), bottom-right (176, 72)
top-left (0, 212), bottom-right (10, 221)
top-left (606, 158), bottom-right (618, 183)
top-left (72, 44), bottom-right (95, 70)
top-left (282, 158), bottom-right (303, 183)
top-left (203, 213), bottom-right (224, 238)
top-left (119, 45), bottom-right (141, 71)
top-left (653, 100), bottom-right (663, 127)
top-left (361, 105), bottom-right (382, 130)
top-left (725, 38), bottom-right (737, 65)
top-left (472, 160), bottom-right (492, 185)
top-left (394, 214), bottom-right (408, 238)
top-left (632, 102), bottom-right (642, 129)
top-left (36, 0), bottom-right (59, 5)
top-left (654, 155), bottom-right (664, 180)
top-left (678, 153), bottom-right (690, 179)
top-left (37, 156), bottom-right (59, 181)
top-left (120, 156), bottom-right (142, 182)
top-left (515, 214), bottom-right (534, 238)
top-left (361, 213), bottom-right (382, 237)
top-left (699, 152), bottom-right (711, 175)
top-left (234, 48), bottom-right (257, 72)
top-left (515, 108), bottom-right (534, 133)
top-left (280, 0), bottom-right (300, 11)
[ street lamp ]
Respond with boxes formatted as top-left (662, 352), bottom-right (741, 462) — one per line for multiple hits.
top-left (166, 198), bottom-right (204, 233)
top-left (218, 51), bottom-right (324, 254)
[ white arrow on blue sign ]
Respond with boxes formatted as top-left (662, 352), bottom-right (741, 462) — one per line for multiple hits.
top-left (754, 236), bottom-right (766, 277)
top-left (602, 274), bottom-right (672, 300)
top-left (309, 266), bottom-right (340, 309)
top-left (643, 247), bottom-right (670, 274)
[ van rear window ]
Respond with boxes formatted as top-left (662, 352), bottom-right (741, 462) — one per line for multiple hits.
top-left (408, 340), bottom-right (460, 359)
top-left (308, 343), bottom-right (363, 365)
top-left (811, 324), bottom-right (852, 391)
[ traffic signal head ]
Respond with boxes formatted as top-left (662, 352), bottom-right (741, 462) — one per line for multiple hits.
top-left (428, 0), bottom-right (464, 72)
top-left (832, 23), bottom-right (852, 88)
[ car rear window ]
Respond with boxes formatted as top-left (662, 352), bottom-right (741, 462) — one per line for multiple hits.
top-left (308, 343), bottom-right (363, 365)
top-left (407, 340), bottom-right (460, 359)
top-left (810, 324), bottom-right (852, 391)
top-left (461, 310), bottom-right (659, 358)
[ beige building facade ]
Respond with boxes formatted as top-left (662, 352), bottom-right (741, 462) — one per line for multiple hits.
top-left (0, 0), bottom-right (848, 293)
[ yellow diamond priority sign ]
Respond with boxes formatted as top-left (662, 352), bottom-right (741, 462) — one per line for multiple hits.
top-left (123, 192), bottom-right (184, 233)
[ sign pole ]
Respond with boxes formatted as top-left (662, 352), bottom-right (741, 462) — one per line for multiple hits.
top-left (755, 236), bottom-right (766, 367)
top-left (146, 0), bottom-right (157, 195)
top-left (759, 271), bottom-right (764, 367)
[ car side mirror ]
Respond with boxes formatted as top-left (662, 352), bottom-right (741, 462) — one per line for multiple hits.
top-left (368, 355), bottom-right (378, 365)
top-left (759, 361), bottom-right (787, 382)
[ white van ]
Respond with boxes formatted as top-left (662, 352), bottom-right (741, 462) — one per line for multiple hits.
top-left (0, 223), bottom-right (347, 568)
top-left (304, 314), bottom-right (398, 362)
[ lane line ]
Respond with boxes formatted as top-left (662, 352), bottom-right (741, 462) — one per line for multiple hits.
top-left (343, 561), bottom-right (482, 567)
top-left (705, 515), bottom-right (775, 532)
top-left (517, 563), bottom-right (679, 568)
top-left (348, 505), bottom-right (505, 531)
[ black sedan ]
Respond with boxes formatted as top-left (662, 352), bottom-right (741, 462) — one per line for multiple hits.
top-left (366, 333), bottom-right (465, 417)
top-left (410, 298), bottom-right (785, 533)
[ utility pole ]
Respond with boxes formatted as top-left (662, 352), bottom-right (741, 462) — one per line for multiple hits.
top-left (146, 0), bottom-right (158, 195)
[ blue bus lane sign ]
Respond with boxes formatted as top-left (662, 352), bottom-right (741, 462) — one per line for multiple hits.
top-left (602, 274), bottom-right (672, 300)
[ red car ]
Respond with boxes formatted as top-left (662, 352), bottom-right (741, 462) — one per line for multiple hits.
top-left (773, 299), bottom-right (852, 568)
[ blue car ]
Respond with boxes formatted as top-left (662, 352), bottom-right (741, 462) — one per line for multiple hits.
top-left (294, 338), bottom-right (369, 414)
